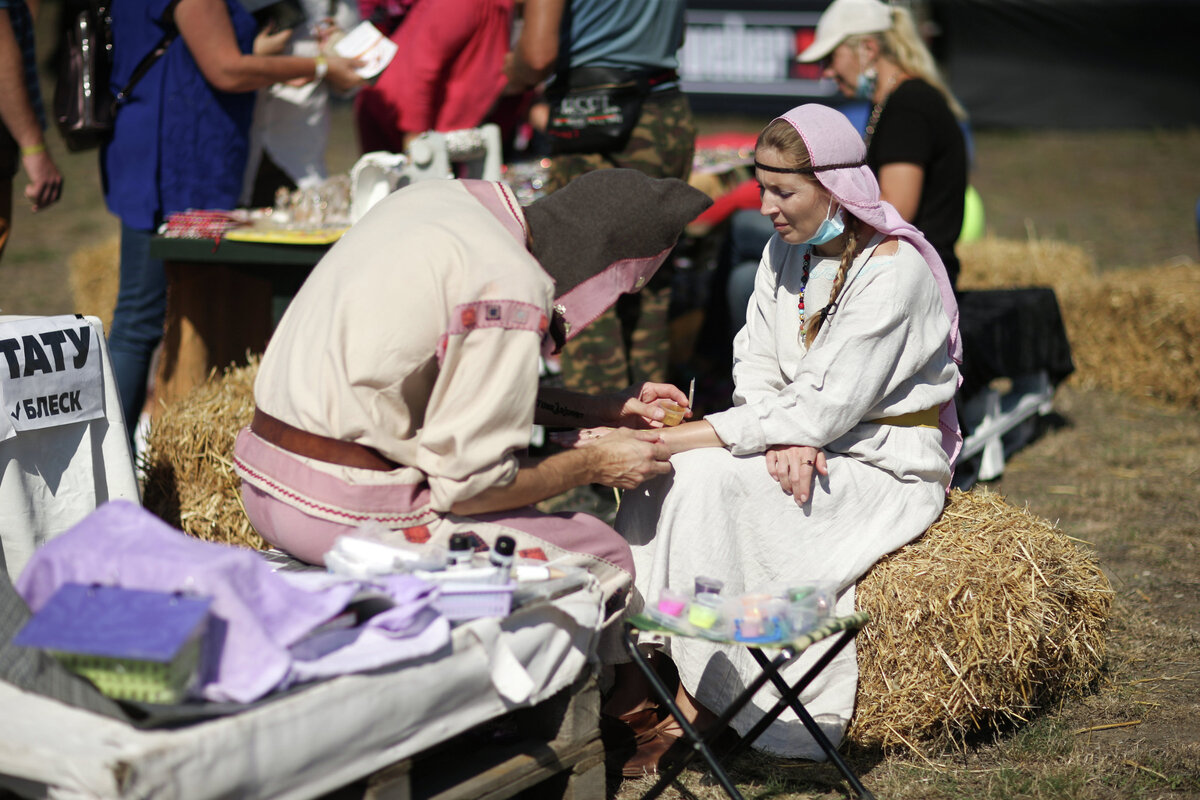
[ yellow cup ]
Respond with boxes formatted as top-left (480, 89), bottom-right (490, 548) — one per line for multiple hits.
top-left (660, 402), bottom-right (685, 426)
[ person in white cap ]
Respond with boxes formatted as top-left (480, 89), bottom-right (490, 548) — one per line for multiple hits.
top-left (798, 0), bottom-right (968, 287)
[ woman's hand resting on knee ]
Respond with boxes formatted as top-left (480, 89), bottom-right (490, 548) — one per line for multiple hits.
top-left (766, 445), bottom-right (828, 505)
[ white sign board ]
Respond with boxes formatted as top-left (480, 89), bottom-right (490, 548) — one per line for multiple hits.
top-left (0, 315), bottom-right (105, 441)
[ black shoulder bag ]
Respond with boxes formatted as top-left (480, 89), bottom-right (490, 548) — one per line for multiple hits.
top-left (54, 0), bottom-right (178, 152)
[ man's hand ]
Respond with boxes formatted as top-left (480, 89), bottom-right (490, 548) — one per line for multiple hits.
top-left (584, 428), bottom-right (672, 489)
top-left (22, 149), bottom-right (62, 211)
top-left (604, 382), bottom-right (691, 429)
top-left (765, 444), bottom-right (827, 506)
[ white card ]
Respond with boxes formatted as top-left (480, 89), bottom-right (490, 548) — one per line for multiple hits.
top-left (334, 21), bottom-right (398, 80)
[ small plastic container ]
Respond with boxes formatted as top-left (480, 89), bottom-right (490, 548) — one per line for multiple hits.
top-left (786, 604), bottom-right (820, 637)
top-left (655, 588), bottom-right (688, 618)
top-left (660, 402), bottom-right (686, 427)
top-left (733, 593), bottom-right (783, 642)
top-left (694, 576), bottom-right (724, 598)
top-left (686, 597), bottom-right (722, 631)
top-left (781, 583), bottom-right (837, 636)
top-left (432, 581), bottom-right (515, 622)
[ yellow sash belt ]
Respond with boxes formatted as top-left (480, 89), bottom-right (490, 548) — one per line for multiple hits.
top-left (869, 407), bottom-right (939, 429)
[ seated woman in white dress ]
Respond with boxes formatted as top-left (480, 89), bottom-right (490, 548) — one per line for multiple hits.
top-left (598, 103), bottom-right (963, 775)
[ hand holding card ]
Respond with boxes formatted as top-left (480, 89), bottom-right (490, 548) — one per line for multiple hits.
top-left (333, 21), bottom-right (398, 80)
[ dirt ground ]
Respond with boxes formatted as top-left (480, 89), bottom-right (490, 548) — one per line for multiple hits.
top-left (3, 92), bottom-right (1199, 797)
top-left (987, 386), bottom-right (1200, 798)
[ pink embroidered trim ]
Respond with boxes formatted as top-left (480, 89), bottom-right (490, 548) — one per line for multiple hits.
top-left (235, 453), bottom-right (440, 527)
top-left (436, 300), bottom-right (548, 363)
top-left (463, 180), bottom-right (528, 247)
top-left (233, 428), bottom-right (439, 522)
top-left (555, 248), bottom-right (671, 340)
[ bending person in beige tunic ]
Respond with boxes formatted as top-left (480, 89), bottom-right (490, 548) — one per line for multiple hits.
top-left (233, 170), bottom-right (711, 611)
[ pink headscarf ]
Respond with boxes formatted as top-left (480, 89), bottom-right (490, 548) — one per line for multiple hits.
top-left (775, 103), bottom-right (963, 469)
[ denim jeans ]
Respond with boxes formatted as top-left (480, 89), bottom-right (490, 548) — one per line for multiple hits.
top-left (107, 223), bottom-right (167, 434)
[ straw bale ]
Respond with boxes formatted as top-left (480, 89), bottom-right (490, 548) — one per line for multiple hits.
top-left (1056, 261), bottom-right (1200, 409)
top-left (957, 234), bottom-right (1097, 295)
top-left (68, 236), bottom-right (120, 331)
top-left (141, 358), bottom-right (263, 549)
top-left (959, 235), bottom-right (1200, 409)
top-left (850, 487), bottom-right (1111, 750)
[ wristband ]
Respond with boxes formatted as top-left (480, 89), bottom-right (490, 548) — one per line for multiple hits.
top-left (20, 142), bottom-right (46, 157)
top-left (313, 55), bottom-right (328, 82)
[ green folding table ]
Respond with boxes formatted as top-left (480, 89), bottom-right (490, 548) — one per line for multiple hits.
top-left (622, 610), bottom-right (875, 800)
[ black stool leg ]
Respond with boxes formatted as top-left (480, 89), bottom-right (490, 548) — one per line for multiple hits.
top-left (621, 625), bottom-right (746, 800)
top-left (749, 638), bottom-right (876, 800)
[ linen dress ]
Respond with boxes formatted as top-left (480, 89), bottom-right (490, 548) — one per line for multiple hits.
top-left (615, 232), bottom-right (959, 758)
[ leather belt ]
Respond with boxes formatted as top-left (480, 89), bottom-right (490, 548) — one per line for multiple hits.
top-left (250, 408), bottom-right (401, 471)
top-left (870, 407), bottom-right (940, 429)
top-left (553, 67), bottom-right (679, 92)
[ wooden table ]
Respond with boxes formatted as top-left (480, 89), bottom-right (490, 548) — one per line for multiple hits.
top-left (147, 236), bottom-right (331, 409)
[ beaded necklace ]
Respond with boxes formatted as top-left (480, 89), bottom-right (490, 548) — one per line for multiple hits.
top-left (798, 247), bottom-right (812, 324)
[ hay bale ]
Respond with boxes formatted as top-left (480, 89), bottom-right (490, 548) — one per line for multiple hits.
top-left (957, 234), bottom-right (1097, 295)
top-left (1057, 261), bottom-right (1200, 409)
top-left (850, 487), bottom-right (1111, 750)
top-left (68, 236), bottom-right (120, 331)
top-left (959, 236), bottom-right (1200, 409)
top-left (141, 358), bottom-right (262, 549)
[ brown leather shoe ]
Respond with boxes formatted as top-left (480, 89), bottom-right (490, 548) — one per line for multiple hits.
top-left (621, 716), bottom-right (686, 777)
top-left (602, 706), bottom-right (665, 774)
top-left (620, 717), bottom-right (742, 778)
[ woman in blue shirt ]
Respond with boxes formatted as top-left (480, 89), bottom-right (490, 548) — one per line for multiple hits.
top-left (102, 0), bottom-right (362, 436)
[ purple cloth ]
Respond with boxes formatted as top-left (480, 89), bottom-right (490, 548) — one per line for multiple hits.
top-left (775, 103), bottom-right (963, 469)
top-left (15, 501), bottom-right (447, 703)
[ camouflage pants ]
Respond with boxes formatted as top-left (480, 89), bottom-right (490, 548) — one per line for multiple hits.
top-left (544, 90), bottom-right (697, 395)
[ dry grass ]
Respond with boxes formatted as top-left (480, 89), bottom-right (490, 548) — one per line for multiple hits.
top-left (67, 234), bottom-right (119, 330)
top-left (140, 358), bottom-right (263, 550)
top-left (852, 487), bottom-right (1112, 751)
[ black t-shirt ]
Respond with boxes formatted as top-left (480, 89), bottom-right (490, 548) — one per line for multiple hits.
top-left (867, 78), bottom-right (967, 287)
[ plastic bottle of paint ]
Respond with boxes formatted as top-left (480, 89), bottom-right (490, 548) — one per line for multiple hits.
top-left (488, 535), bottom-right (516, 583)
top-left (448, 533), bottom-right (474, 569)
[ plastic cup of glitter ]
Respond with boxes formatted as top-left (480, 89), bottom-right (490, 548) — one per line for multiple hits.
top-left (735, 594), bottom-right (775, 639)
top-left (655, 589), bottom-right (688, 618)
top-left (660, 402), bottom-right (685, 427)
top-left (694, 576), bottom-right (724, 598)
top-left (687, 598), bottom-right (721, 630)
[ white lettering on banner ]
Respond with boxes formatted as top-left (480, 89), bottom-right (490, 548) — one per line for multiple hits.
top-left (0, 315), bottom-right (105, 442)
top-left (678, 10), bottom-right (835, 98)
top-left (681, 19), bottom-right (795, 83)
